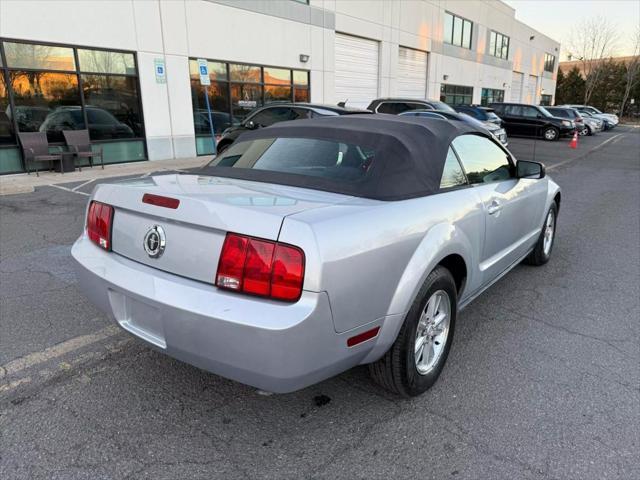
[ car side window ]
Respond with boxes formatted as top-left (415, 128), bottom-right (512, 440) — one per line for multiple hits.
top-left (504, 105), bottom-right (522, 116)
top-left (451, 134), bottom-right (513, 185)
top-left (377, 102), bottom-right (418, 114)
top-left (440, 147), bottom-right (467, 189)
top-left (521, 106), bottom-right (539, 118)
top-left (376, 103), bottom-right (399, 114)
top-left (250, 107), bottom-right (294, 127)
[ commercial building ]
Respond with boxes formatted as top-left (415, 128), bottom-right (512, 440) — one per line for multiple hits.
top-left (0, 0), bottom-right (560, 173)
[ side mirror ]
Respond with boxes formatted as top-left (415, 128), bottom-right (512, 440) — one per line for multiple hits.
top-left (536, 114), bottom-right (543, 119)
top-left (517, 160), bottom-right (545, 179)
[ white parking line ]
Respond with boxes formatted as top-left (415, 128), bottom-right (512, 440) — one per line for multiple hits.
top-left (72, 179), bottom-right (95, 192)
top-left (547, 133), bottom-right (625, 171)
top-left (48, 184), bottom-right (90, 196)
top-left (0, 325), bottom-right (121, 380)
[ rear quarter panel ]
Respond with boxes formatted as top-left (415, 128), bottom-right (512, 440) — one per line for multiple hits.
top-left (279, 188), bottom-right (485, 333)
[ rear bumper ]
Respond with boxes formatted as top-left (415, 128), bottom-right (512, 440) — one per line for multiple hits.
top-left (72, 235), bottom-right (383, 393)
top-left (559, 125), bottom-right (576, 136)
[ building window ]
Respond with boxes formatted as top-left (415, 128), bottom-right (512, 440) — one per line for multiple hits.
top-left (444, 12), bottom-right (473, 49)
top-left (481, 88), bottom-right (504, 106)
top-left (440, 84), bottom-right (473, 105)
top-left (0, 38), bottom-right (145, 173)
top-left (544, 53), bottom-right (555, 72)
top-left (540, 94), bottom-right (553, 106)
top-left (489, 31), bottom-right (510, 59)
top-left (189, 58), bottom-right (309, 155)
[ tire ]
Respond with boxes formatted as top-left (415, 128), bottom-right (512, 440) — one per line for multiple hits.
top-left (542, 126), bottom-right (559, 141)
top-left (586, 126), bottom-right (594, 136)
top-left (524, 201), bottom-right (558, 266)
top-left (578, 126), bottom-right (588, 136)
top-left (369, 266), bottom-right (457, 397)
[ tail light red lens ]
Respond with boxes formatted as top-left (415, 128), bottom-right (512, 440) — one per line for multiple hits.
top-left (87, 201), bottom-right (114, 250)
top-left (216, 233), bottom-right (305, 302)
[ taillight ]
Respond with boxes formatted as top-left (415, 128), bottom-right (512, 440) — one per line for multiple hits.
top-left (216, 233), bottom-right (305, 302)
top-left (86, 201), bottom-right (113, 250)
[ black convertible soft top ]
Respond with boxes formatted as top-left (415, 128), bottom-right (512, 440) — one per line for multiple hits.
top-left (197, 114), bottom-right (491, 201)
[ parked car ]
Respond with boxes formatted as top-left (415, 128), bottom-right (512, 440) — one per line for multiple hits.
top-left (400, 109), bottom-right (508, 146)
top-left (578, 111), bottom-right (606, 134)
top-left (453, 105), bottom-right (503, 127)
top-left (489, 102), bottom-right (575, 141)
top-left (559, 105), bottom-right (619, 130)
top-left (215, 102), bottom-right (370, 154)
top-left (545, 106), bottom-right (591, 136)
top-left (367, 98), bottom-right (457, 114)
top-left (72, 115), bottom-right (560, 397)
top-left (193, 109), bottom-right (239, 137)
top-left (39, 106), bottom-right (135, 140)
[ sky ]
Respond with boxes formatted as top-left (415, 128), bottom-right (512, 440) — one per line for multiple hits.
top-left (504, 0), bottom-right (640, 60)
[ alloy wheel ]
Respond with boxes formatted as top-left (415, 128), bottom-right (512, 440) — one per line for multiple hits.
top-left (414, 290), bottom-right (451, 375)
top-left (543, 209), bottom-right (555, 256)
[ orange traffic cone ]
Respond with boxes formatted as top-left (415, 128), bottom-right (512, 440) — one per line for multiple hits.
top-left (569, 131), bottom-right (578, 149)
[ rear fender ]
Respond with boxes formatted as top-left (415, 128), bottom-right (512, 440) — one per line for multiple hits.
top-left (360, 222), bottom-right (475, 364)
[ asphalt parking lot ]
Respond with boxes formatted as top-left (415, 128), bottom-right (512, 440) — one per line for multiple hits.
top-left (1, 127), bottom-right (639, 479)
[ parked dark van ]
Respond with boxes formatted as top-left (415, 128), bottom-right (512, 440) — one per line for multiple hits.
top-left (489, 103), bottom-right (576, 141)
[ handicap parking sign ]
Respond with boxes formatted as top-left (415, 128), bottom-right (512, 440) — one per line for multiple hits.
top-left (197, 59), bottom-right (210, 85)
top-left (154, 58), bottom-right (166, 84)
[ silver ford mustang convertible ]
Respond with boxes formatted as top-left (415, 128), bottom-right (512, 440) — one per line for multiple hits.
top-left (73, 115), bottom-right (560, 396)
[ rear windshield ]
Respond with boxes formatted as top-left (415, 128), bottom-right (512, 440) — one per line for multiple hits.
top-left (208, 137), bottom-right (375, 182)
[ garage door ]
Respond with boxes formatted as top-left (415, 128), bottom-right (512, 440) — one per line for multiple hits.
top-left (527, 75), bottom-right (538, 104)
top-left (511, 72), bottom-right (523, 102)
top-left (397, 47), bottom-right (428, 99)
top-left (335, 33), bottom-right (379, 108)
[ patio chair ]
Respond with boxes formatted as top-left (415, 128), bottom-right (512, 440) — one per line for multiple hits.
top-left (63, 129), bottom-right (103, 170)
top-left (17, 132), bottom-right (63, 177)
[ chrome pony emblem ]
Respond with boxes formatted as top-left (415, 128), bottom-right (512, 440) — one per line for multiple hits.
top-left (143, 225), bottom-right (166, 258)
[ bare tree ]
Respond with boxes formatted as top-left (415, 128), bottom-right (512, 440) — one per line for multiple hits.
top-left (566, 17), bottom-right (618, 104)
top-left (619, 28), bottom-right (640, 116)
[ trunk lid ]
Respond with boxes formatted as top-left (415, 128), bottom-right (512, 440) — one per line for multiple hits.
top-left (94, 174), bottom-right (348, 284)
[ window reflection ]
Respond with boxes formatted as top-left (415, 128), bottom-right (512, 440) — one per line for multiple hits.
top-left (78, 49), bottom-right (136, 75)
top-left (231, 83), bottom-right (263, 121)
top-left (9, 71), bottom-right (82, 142)
top-left (189, 58), bottom-right (310, 153)
top-left (190, 79), bottom-right (234, 134)
top-left (81, 74), bottom-right (142, 139)
top-left (265, 85), bottom-right (292, 102)
top-left (294, 87), bottom-right (309, 102)
top-left (189, 60), bottom-right (227, 82)
top-left (230, 64), bottom-right (261, 83)
top-left (0, 74), bottom-right (15, 144)
top-left (4, 42), bottom-right (75, 71)
top-left (293, 70), bottom-right (309, 86)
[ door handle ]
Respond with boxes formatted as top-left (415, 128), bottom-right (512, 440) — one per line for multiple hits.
top-left (487, 200), bottom-right (502, 215)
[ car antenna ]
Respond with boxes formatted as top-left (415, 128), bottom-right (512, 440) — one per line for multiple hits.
top-left (337, 99), bottom-right (348, 107)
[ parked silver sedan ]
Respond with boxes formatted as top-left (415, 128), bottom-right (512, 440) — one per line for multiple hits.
top-left (72, 115), bottom-right (561, 396)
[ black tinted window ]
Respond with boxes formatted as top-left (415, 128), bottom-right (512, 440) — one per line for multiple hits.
top-left (249, 107), bottom-right (294, 127)
top-left (504, 105), bottom-right (522, 116)
top-left (440, 148), bottom-right (467, 188)
top-left (209, 137), bottom-right (375, 182)
top-left (521, 106), bottom-right (539, 118)
top-left (452, 135), bottom-right (512, 184)
top-left (377, 102), bottom-right (423, 114)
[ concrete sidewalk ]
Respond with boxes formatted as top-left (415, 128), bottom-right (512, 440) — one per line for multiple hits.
top-left (0, 156), bottom-right (212, 196)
